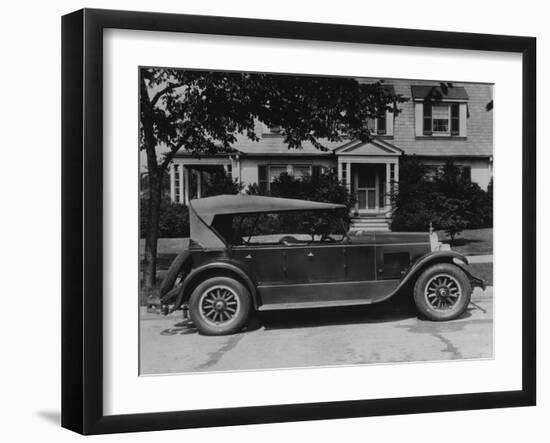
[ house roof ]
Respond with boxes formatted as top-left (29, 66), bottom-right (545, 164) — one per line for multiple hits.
top-left (411, 85), bottom-right (469, 101)
top-left (231, 134), bottom-right (340, 156)
top-left (174, 135), bottom-right (340, 158)
top-left (172, 80), bottom-right (491, 161)
top-left (190, 194), bottom-right (345, 225)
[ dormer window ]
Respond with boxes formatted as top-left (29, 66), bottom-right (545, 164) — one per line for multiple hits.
top-left (261, 123), bottom-right (284, 137)
top-left (413, 85), bottom-right (468, 138)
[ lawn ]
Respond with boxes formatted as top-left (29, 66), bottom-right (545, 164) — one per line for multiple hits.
top-left (436, 228), bottom-right (493, 256)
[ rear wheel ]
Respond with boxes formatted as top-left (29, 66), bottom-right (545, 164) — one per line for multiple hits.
top-left (189, 276), bottom-right (251, 335)
top-left (413, 263), bottom-right (471, 321)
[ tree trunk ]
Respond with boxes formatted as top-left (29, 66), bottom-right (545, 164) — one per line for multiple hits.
top-left (143, 169), bottom-right (162, 290)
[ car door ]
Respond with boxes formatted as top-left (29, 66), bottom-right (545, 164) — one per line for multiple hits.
top-left (285, 243), bottom-right (346, 284)
top-left (345, 232), bottom-right (377, 282)
top-left (232, 245), bottom-right (287, 285)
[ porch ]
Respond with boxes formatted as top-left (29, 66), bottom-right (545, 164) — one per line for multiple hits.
top-left (336, 139), bottom-right (402, 230)
top-left (169, 157), bottom-right (232, 205)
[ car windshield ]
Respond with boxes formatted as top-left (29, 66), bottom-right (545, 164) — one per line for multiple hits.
top-left (212, 211), bottom-right (347, 246)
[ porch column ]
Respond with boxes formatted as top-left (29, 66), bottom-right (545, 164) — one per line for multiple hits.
top-left (183, 167), bottom-right (190, 205)
top-left (345, 162), bottom-right (351, 191)
top-left (178, 165), bottom-right (185, 204)
top-left (169, 163), bottom-right (176, 202)
top-left (337, 160), bottom-right (343, 181)
top-left (385, 162), bottom-right (391, 210)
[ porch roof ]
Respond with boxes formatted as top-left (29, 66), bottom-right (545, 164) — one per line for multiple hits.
top-left (334, 138), bottom-right (403, 157)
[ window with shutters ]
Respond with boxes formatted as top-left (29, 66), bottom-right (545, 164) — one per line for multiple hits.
top-left (368, 112), bottom-right (391, 136)
top-left (421, 102), bottom-right (464, 137)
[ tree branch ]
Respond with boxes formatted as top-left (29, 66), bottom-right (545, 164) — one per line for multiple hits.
top-left (151, 83), bottom-right (185, 108)
top-left (160, 145), bottom-right (181, 172)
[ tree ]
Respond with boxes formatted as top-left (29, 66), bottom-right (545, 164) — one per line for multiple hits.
top-left (140, 68), bottom-right (406, 290)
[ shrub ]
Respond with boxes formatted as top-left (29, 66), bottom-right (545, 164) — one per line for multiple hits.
top-left (390, 157), bottom-right (440, 231)
top-left (247, 168), bottom-right (355, 210)
top-left (202, 166), bottom-right (244, 197)
top-left (246, 168), bottom-right (356, 226)
top-left (390, 157), bottom-right (493, 239)
top-left (140, 197), bottom-right (189, 238)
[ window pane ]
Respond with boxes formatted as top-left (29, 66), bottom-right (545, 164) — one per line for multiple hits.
top-left (293, 165), bottom-right (311, 180)
top-left (358, 166), bottom-right (376, 188)
top-left (433, 119), bottom-right (449, 132)
top-left (432, 105), bottom-right (449, 118)
top-left (268, 166), bottom-right (287, 182)
top-left (432, 105), bottom-right (449, 133)
top-left (239, 211), bottom-right (344, 244)
top-left (367, 190), bottom-right (376, 209)
top-left (357, 190), bottom-right (366, 209)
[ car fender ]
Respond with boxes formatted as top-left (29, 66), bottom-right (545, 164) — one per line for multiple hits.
top-left (172, 260), bottom-right (259, 311)
top-left (395, 250), bottom-right (474, 293)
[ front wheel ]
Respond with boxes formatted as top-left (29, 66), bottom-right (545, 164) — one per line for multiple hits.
top-left (189, 276), bottom-right (251, 335)
top-left (413, 263), bottom-right (472, 321)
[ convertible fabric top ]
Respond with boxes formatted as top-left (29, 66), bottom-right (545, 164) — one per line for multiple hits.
top-left (190, 195), bottom-right (346, 225)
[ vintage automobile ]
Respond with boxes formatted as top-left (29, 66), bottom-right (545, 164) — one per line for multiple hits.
top-left (152, 194), bottom-right (485, 335)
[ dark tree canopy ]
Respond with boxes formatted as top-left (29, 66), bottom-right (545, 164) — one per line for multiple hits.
top-left (140, 68), bottom-right (406, 162)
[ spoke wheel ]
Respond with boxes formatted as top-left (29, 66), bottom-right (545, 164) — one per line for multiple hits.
top-left (189, 276), bottom-right (251, 335)
top-left (199, 285), bottom-right (240, 326)
top-left (413, 263), bottom-right (472, 321)
top-left (424, 274), bottom-right (462, 311)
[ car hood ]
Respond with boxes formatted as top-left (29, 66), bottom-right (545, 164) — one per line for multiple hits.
top-left (349, 231), bottom-right (430, 245)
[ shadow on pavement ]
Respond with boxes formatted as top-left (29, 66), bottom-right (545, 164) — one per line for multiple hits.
top-left (156, 296), bottom-right (480, 335)
top-left (257, 298), bottom-right (420, 331)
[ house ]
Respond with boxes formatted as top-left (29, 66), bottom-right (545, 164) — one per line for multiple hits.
top-left (168, 79), bottom-right (493, 230)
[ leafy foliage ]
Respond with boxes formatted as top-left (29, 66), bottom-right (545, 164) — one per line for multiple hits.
top-left (140, 197), bottom-right (189, 238)
top-left (202, 167), bottom-right (244, 197)
top-left (391, 158), bottom-right (492, 242)
top-left (248, 169), bottom-right (355, 210)
top-left (247, 169), bottom-right (355, 230)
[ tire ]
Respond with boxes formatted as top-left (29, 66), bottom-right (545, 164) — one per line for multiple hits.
top-left (159, 249), bottom-right (191, 298)
top-left (189, 276), bottom-right (251, 335)
top-left (413, 263), bottom-right (472, 321)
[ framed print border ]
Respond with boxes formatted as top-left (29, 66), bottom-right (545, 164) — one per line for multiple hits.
top-left (61, 8), bottom-right (536, 435)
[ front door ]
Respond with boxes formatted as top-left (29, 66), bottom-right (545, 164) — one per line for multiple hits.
top-left (355, 164), bottom-right (379, 212)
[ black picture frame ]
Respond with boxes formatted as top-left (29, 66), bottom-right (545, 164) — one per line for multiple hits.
top-left (61, 8), bottom-right (536, 435)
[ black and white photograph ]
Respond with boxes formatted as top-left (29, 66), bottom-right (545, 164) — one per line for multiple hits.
top-left (139, 68), bottom-right (494, 375)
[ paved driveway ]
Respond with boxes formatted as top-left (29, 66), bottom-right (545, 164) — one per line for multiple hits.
top-left (139, 287), bottom-right (493, 375)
